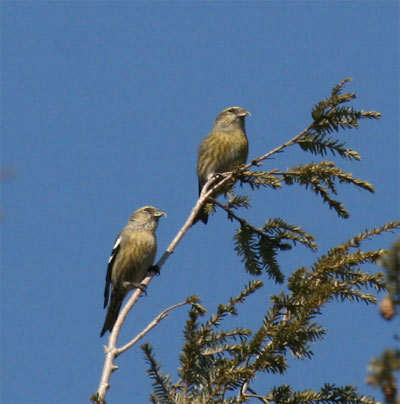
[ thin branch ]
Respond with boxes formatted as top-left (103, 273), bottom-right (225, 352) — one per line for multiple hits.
top-left (239, 374), bottom-right (273, 403)
top-left (117, 300), bottom-right (189, 355)
top-left (246, 123), bottom-right (314, 169)
top-left (245, 394), bottom-right (269, 404)
top-left (212, 198), bottom-right (264, 235)
top-left (97, 299), bottom-right (189, 401)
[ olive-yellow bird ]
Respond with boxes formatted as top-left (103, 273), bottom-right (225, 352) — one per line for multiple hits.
top-left (100, 206), bottom-right (166, 337)
top-left (195, 106), bottom-right (250, 224)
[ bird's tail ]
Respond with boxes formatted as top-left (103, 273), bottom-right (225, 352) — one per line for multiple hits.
top-left (193, 205), bottom-right (209, 225)
top-left (100, 293), bottom-right (124, 337)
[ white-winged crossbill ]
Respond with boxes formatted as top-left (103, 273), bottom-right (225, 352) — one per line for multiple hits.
top-left (195, 106), bottom-right (250, 224)
top-left (100, 206), bottom-right (166, 336)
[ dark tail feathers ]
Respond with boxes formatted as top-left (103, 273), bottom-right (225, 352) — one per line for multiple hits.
top-left (193, 206), bottom-right (208, 225)
top-left (100, 294), bottom-right (123, 337)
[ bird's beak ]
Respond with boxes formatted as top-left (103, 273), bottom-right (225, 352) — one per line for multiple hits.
top-left (238, 109), bottom-right (251, 117)
top-left (155, 210), bottom-right (167, 218)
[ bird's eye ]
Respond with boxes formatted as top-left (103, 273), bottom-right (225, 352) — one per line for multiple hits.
top-left (228, 108), bottom-right (235, 113)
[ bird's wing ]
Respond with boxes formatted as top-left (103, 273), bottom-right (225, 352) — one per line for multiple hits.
top-left (197, 132), bottom-right (216, 195)
top-left (103, 235), bottom-right (122, 309)
top-left (198, 175), bottom-right (203, 196)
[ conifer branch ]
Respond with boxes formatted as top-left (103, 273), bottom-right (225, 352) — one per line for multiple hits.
top-left (142, 343), bottom-right (175, 404)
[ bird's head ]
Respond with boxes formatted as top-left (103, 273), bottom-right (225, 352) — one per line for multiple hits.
top-left (214, 106), bottom-right (250, 130)
top-left (129, 206), bottom-right (166, 230)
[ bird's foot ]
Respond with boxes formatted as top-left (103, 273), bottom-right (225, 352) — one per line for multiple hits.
top-left (122, 281), bottom-right (147, 296)
top-left (148, 265), bottom-right (160, 276)
top-left (206, 172), bottom-right (223, 183)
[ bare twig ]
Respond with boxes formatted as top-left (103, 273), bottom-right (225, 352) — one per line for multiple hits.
top-left (211, 198), bottom-right (265, 235)
top-left (239, 384), bottom-right (270, 403)
top-left (246, 123), bottom-right (313, 169)
top-left (97, 300), bottom-right (189, 401)
top-left (117, 300), bottom-right (189, 355)
top-left (244, 393), bottom-right (269, 404)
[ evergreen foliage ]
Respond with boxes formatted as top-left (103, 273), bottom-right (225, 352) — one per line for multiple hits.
top-left (366, 239), bottom-right (400, 404)
top-left (142, 224), bottom-right (398, 403)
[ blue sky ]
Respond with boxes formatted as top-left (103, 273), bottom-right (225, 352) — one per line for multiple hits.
top-left (1, 1), bottom-right (399, 403)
